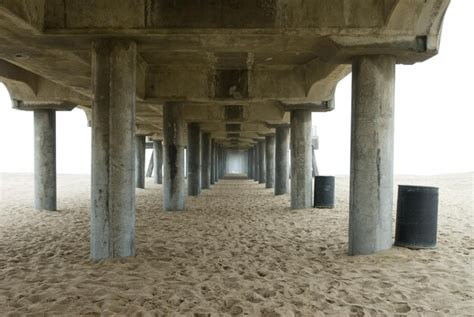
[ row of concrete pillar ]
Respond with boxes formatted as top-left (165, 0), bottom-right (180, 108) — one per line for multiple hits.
top-left (245, 110), bottom-right (312, 210)
top-left (31, 39), bottom-right (395, 260)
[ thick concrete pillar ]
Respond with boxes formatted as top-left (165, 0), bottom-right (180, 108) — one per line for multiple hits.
top-left (153, 140), bottom-right (163, 184)
top-left (34, 109), bottom-right (56, 211)
top-left (349, 55), bottom-right (396, 255)
top-left (265, 135), bottom-right (275, 188)
top-left (91, 39), bottom-right (136, 260)
top-left (213, 143), bottom-right (219, 183)
top-left (253, 144), bottom-right (259, 181)
top-left (312, 145), bottom-right (319, 177)
top-left (223, 149), bottom-right (227, 175)
top-left (248, 148), bottom-right (253, 179)
top-left (187, 123), bottom-right (201, 196)
top-left (275, 126), bottom-right (290, 195)
top-left (218, 147), bottom-right (224, 179)
top-left (146, 151), bottom-right (154, 178)
top-left (201, 132), bottom-right (211, 189)
top-left (258, 140), bottom-right (266, 184)
top-left (135, 135), bottom-right (146, 189)
top-left (210, 139), bottom-right (215, 185)
top-left (290, 110), bottom-right (312, 209)
top-left (163, 103), bottom-right (186, 211)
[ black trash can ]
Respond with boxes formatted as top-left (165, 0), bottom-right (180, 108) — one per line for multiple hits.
top-left (314, 176), bottom-right (335, 209)
top-left (395, 185), bottom-right (439, 249)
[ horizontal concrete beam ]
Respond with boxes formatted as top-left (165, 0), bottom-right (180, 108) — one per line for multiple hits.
top-left (13, 100), bottom-right (76, 111)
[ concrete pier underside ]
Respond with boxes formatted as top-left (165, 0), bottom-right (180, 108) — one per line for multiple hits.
top-left (0, 1), bottom-right (450, 259)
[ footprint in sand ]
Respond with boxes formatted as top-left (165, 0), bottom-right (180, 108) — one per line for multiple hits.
top-left (394, 302), bottom-right (411, 313)
top-left (246, 291), bottom-right (265, 303)
top-left (255, 288), bottom-right (276, 298)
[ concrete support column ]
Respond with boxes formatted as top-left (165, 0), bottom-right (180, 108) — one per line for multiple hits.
top-left (218, 147), bottom-right (224, 179)
top-left (201, 132), bottom-right (211, 189)
top-left (248, 148), bottom-right (253, 179)
top-left (349, 55), bottom-right (396, 255)
top-left (135, 135), bottom-right (146, 189)
top-left (213, 143), bottom-right (219, 183)
top-left (91, 39), bottom-right (136, 260)
top-left (265, 135), bottom-right (275, 188)
top-left (312, 145), bottom-right (319, 177)
top-left (253, 144), bottom-right (259, 182)
top-left (275, 126), bottom-right (290, 195)
top-left (153, 140), bottom-right (163, 184)
top-left (163, 103), bottom-right (186, 211)
top-left (146, 151), bottom-right (154, 178)
top-left (258, 140), bottom-right (266, 184)
top-left (223, 149), bottom-right (227, 175)
top-left (290, 110), bottom-right (312, 209)
top-left (210, 139), bottom-right (215, 185)
top-left (187, 123), bottom-right (201, 196)
top-left (34, 109), bottom-right (56, 211)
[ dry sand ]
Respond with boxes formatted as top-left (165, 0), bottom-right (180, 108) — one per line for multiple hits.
top-left (0, 173), bottom-right (472, 316)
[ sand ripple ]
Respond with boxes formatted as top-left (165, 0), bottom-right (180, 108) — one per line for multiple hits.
top-left (0, 173), bottom-right (472, 315)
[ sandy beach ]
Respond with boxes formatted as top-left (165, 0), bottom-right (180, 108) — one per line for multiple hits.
top-left (0, 173), bottom-right (472, 316)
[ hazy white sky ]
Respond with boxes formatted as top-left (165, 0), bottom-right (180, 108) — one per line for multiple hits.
top-left (0, 0), bottom-right (473, 175)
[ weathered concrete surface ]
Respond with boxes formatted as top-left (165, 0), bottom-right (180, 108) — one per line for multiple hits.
top-left (91, 39), bottom-right (136, 260)
top-left (258, 140), bottom-right (266, 184)
top-left (210, 139), bottom-right (215, 185)
top-left (290, 110), bottom-right (312, 209)
top-left (153, 140), bottom-right (163, 184)
top-left (201, 132), bottom-right (211, 189)
top-left (253, 144), bottom-right (259, 182)
top-left (248, 148), bottom-right (254, 179)
top-left (265, 135), bottom-right (275, 188)
top-left (34, 109), bottom-right (56, 211)
top-left (312, 145), bottom-right (319, 177)
top-left (349, 55), bottom-right (395, 256)
top-left (135, 135), bottom-right (146, 189)
top-left (187, 123), bottom-right (201, 196)
top-left (0, 1), bottom-right (449, 147)
top-left (213, 143), bottom-right (219, 183)
top-left (275, 126), bottom-right (290, 195)
top-left (219, 146), bottom-right (225, 179)
top-left (146, 151), bottom-right (154, 178)
top-left (163, 103), bottom-right (186, 211)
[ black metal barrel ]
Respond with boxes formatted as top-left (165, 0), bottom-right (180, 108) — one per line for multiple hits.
top-left (395, 185), bottom-right (439, 249)
top-left (314, 176), bottom-right (335, 209)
